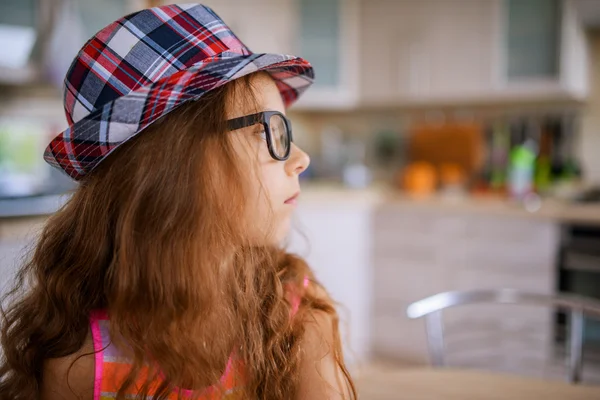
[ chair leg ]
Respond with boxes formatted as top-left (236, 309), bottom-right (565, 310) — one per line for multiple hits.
top-left (425, 310), bottom-right (445, 367)
top-left (568, 310), bottom-right (584, 384)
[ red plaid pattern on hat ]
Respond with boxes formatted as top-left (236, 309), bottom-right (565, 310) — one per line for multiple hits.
top-left (44, 3), bottom-right (314, 181)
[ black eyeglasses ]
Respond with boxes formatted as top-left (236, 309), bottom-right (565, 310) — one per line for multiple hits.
top-left (227, 111), bottom-right (293, 161)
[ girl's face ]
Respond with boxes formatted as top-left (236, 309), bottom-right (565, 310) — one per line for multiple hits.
top-left (227, 73), bottom-right (310, 244)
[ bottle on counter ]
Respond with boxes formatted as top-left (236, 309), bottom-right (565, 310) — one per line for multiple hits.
top-left (534, 119), bottom-right (554, 194)
top-left (508, 138), bottom-right (538, 201)
top-left (489, 120), bottom-right (510, 192)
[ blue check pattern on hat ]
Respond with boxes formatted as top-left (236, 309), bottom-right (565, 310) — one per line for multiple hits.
top-left (44, 3), bottom-right (314, 180)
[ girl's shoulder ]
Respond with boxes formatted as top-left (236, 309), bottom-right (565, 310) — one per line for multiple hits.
top-left (41, 331), bottom-right (95, 399)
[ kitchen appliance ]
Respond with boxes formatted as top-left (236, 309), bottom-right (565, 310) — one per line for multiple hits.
top-left (555, 224), bottom-right (600, 356)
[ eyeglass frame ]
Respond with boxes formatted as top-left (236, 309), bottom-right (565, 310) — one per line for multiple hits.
top-left (227, 110), bottom-right (293, 161)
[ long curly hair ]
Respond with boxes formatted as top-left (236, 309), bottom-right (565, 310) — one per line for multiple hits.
top-left (0, 74), bottom-right (357, 399)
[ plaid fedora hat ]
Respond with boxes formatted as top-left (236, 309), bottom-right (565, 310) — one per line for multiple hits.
top-left (43, 3), bottom-right (314, 181)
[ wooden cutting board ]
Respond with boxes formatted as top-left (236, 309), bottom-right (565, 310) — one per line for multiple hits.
top-left (407, 121), bottom-right (485, 177)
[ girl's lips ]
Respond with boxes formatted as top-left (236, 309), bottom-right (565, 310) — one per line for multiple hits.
top-left (284, 192), bottom-right (300, 205)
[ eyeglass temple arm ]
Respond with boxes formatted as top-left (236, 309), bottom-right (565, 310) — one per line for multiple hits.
top-left (227, 113), bottom-right (264, 131)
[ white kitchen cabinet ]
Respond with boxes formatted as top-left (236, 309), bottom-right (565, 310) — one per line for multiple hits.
top-left (360, 0), bottom-right (418, 103)
top-left (201, 0), bottom-right (296, 56)
top-left (361, 0), bottom-right (588, 107)
top-left (287, 199), bottom-right (373, 368)
top-left (121, 0), bottom-right (587, 108)
top-left (504, 0), bottom-right (561, 81)
top-left (361, 0), bottom-right (497, 104)
top-left (372, 207), bottom-right (467, 364)
top-left (444, 216), bottom-right (560, 378)
top-left (426, 0), bottom-right (498, 98)
top-left (292, 0), bottom-right (361, 110)
top-left (372, 205), bottom-right (562, 380)
top-left (495, 0), bottom-right (589, 99)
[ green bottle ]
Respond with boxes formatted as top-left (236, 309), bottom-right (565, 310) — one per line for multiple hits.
top-left (508, 139), bottom-right (537, 200)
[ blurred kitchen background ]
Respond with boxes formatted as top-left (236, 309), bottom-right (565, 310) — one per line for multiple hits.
top-left (2, 0), bottom-right (600, 387)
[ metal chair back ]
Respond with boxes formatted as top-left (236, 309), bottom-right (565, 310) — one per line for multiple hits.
top-left (406, 289), bottom-right (600, 383)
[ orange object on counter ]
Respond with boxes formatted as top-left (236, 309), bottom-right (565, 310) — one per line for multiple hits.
top-left (400, 162), bottom-right (437, 196)
top-left (439, 163), bottom-right (466, 186)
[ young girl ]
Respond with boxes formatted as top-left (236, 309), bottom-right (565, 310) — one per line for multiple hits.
top-left (0, 4), bottom-right (356, 399)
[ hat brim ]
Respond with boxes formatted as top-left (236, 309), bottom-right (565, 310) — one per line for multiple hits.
top-left (44, 53), bottom-right (314, 181)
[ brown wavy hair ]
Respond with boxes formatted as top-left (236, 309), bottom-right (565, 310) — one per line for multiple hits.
top-left (0, 74), bottom-right (357, 399)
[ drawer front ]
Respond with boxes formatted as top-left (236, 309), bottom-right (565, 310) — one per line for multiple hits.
top-left (373, 237), bottom-right (439, 263)
top-left (455, 267), bottom-right (554, 294)
top-left (374, 207), bottom-right (439, 235)
top-left (463, 243), bottom-right (555, 274)
top-left (464, 215), bottom-right (558, 245)
top-left (373, 257), bottom-right (452, 305)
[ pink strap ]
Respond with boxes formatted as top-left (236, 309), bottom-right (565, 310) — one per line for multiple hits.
top-left (89, 311), bottom-right (105, 400)
top-left (290, 275), bottom-right (310, 317)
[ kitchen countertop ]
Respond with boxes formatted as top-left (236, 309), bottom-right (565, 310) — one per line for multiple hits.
top-left (0, 184), bottom-right (599, 226)
top-left (0, 193), bottom-right (71, 219)
top-left (299, 183), bottom-right (600, 225)
top-left (383, 193), bottom-right (600, 225)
